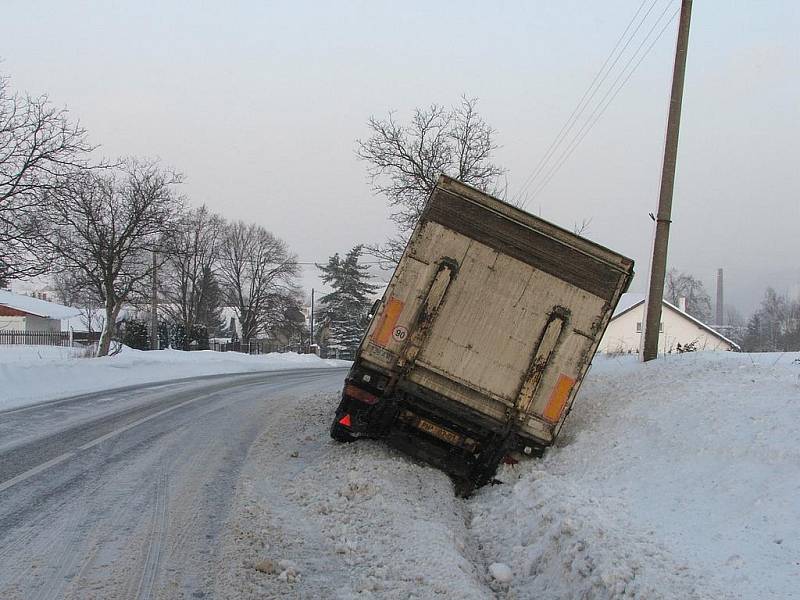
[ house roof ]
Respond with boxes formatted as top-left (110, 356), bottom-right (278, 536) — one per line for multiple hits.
top-left (611, 292), bottom-right (741, 350)
top-left (612, 292), bottom-right (647, 318)
top-left (0, 290), bottom-right (81, 320)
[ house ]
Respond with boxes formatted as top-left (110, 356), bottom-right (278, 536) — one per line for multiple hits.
top-left (598, 292), bottom-right (740, 354)
top-left (0, 290), bottom-right (81, 332)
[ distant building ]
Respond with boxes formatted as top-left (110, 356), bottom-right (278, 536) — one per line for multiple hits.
top-left (599, 292), bottom-right (740, 354)
top-left (0, 290), bottom-right (81, 332)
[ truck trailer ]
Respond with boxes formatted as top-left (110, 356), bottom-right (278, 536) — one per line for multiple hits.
top-left (330, 175), bottom-right (634, 495)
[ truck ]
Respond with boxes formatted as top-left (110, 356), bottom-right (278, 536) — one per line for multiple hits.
top-left (330, 175), bottom-right (634, 495)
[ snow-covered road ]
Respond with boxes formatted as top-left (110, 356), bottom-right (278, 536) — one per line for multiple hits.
top-left (0, 368), bottom-right (348, 599)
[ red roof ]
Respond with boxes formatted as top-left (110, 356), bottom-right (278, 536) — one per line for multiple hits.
top-left (0, 305), bottom-right (35, 317)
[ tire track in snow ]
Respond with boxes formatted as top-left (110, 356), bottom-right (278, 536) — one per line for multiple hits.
top-left (133, 464), bottom-right (169, 600)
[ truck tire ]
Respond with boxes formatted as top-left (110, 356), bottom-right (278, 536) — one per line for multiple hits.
top-left (453, 477), bottom-right (477, 498)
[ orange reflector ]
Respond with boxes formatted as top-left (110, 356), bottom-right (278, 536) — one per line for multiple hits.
top-left (338, 414), bottom-right (352, 427)
top-left (543, 374), bottom-right (576, 423)
top-left (372, 297), bottom-right (404, 347)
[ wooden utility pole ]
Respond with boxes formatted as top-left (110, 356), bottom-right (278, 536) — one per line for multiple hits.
top-left (150, 251), bottom-right (159, 350)
top-left (641, 0), bottom-right (693, 362)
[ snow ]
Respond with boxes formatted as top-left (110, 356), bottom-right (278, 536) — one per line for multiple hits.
top-left (218, 351), bottom-right (800, 599)
top-left (488, 562), bottom-right (513, 583)
top-left (0, 289), bottom-right (81, 319)
top-left (216, 392), bottom-right (491, 599)
top-left (0, 345), bottom-right (349, 411)
top-left (470, 351), bottom-right (800, 600)
top-left (4, 339), bottom-right (798, 599)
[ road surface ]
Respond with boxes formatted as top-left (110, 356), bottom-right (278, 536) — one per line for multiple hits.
top-left (0, 367), bottom-right (347, 600)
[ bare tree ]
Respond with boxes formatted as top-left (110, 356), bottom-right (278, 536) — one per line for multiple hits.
top-left (742, 287), bottom-right (799, 351)
top-left (0, 73), bottom-right (95, 279)
top-left (262, 286), bottom-right (307, 348)
top-left (217, 221), bottom-right (299, 343)
top-left (573, 218), bottom-right (593, 236)
top-left (43, 159), bottom-right (183, 356)
top-left (357, 96), bottom-right (505, 264)
top-left (160, 205), bottom-right (224, 349)
top-left (664, 268), bottom-right (712, 322)
top-left (53, 269), bottom-right (104, 333)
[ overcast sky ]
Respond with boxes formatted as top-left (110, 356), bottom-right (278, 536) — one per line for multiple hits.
top-left (3, 0), bottom-right (798, 314)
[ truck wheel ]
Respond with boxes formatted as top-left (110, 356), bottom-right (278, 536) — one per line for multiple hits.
top-left (330, 422), bottom-right (356, 443)
top-left (453, 477), bottom-right (477, 498)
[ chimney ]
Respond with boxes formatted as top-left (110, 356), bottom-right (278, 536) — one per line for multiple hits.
top-left (678, 297), bottom-right (687, 312)
top-left (715, 268), bottom-right (724, 327)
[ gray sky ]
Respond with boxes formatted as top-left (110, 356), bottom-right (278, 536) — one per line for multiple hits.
top-left (3, 0), bottom-right (798, 314)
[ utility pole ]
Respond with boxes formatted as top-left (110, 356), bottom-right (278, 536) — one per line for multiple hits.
top-left (641, 0), bottom-right (693, 362)
top-left (309, 288), bottom-right (315, 352)
top-left (715, 268), bottom-right (724, 327)
top-left (150, 251), bottom-right (159, 350)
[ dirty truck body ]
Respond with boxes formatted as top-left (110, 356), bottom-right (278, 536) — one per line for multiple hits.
top-left (331, 176), bottom-right (634, 493)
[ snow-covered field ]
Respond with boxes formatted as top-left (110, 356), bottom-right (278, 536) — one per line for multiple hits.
top-left (0, 345), bottom-right (349, 411)
top-left (218, 351), bottom-right (799, 599)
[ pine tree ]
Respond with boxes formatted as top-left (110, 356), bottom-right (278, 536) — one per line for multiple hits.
top-left (316, 245), bottom-right (379, 359)
top-left (196, 266), bottom-right (224, 336)
top-left (122, 319), bottom-right (149, 350)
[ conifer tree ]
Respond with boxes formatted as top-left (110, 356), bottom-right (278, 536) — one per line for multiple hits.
top-left (315, 245), bottom-right (379, 358)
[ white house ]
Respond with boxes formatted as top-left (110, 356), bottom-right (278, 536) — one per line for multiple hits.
top-left (598, 292), bottom-right (739, 355)
top-left (0, 290), bottom-right (81, 332)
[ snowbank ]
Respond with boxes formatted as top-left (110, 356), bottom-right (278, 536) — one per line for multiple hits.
top-left (214, 352), bottom-right (798, 599)
top-left (0, 345), bottom-right (350, 411)
top-left (216, 392), bottom-right (491, 599)
top-left (471, 352), bottom-right (800, 599)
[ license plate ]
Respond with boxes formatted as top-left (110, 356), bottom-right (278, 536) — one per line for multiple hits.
top-left (414, 417), bottom-right (462, 446)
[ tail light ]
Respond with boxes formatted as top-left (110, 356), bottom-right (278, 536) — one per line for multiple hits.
top-left (344, 383), bottom-right (379, 405)
top-left (338, 414), bottom-right (352, 427)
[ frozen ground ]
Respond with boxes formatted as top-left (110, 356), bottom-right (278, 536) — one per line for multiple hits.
top-left (0, 345), bottom-right (349, 411)
top-left (220, 351), bottom-right (799, 599)
top-left (2, 349), bottom-right (797, 599)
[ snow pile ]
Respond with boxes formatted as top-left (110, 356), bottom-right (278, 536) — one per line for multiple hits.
top-left (0, 344), bottom-right (86, 364)
top-left (216, 393), bottom-right (490, 599)
top-left (471, 352), bottom-right (800, 600)
top-left (0, 345), bottom-right (349, 411)
top-left (215, 352), bottom-right (798, 599)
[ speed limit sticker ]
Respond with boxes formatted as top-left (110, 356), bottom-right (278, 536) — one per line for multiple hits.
top-left (391, 326), bottom-right (408, 342)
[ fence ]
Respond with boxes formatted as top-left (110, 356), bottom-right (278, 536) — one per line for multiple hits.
top-left (0, 330), bottom-right (101, 346)
top-left (207, 340), bottom-right (269, 354)
top-left (206, 340), bottom-right (307, 355)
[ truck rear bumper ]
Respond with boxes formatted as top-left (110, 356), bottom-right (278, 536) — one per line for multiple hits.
top-left (331, 379), bottom-right (521, 495)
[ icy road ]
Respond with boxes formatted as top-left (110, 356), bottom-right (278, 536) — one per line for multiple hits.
top-left (0, 368), bottom-right (347, 599)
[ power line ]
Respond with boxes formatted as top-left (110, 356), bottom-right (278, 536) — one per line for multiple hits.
top-left (516, 0), bottom-right (656, 206)
top-left (525, 1), bottom-right (680, 204)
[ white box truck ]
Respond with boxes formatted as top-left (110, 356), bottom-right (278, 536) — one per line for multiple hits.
top-left (331, 176), bottom-right (634, 494)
